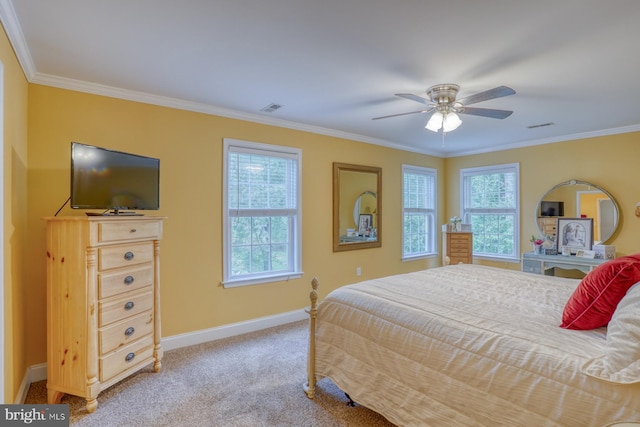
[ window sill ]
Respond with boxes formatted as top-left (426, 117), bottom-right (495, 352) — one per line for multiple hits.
top-left (473, 255), bottom-right (521, 263)
top-left (222, 272), bottom-right (303, 288)
top-left (402, 253), bottom-right (437, 262)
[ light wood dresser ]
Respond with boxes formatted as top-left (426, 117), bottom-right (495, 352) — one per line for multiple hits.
top-left (45, 216), bottom-right (165, 412)
top-left (537, 217), bottom-right (558, 238)
top-left (442, 231), bottom-right (473, 265)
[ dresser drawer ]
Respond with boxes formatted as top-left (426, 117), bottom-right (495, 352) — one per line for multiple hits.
top-left (98, 220), bottom-right (162, 243)
top-left (522, 259), bottom-right (543, 274)
top-left (99, 310), bottom-right (154, 354)
top-left (451, 249), bottom-right (470, 257)
top-left (99, 291), bottom-right (153, 327)
top-left (450, 242), bottom-right (470, 250)
top-left (100, 336), bottom-right (154, 382)
top-left (449, 234), bottom-right (471, 243)
top-left (99, 265), bottom-right (153, 299)
top-left (98, 242), bottom-right (153, 271)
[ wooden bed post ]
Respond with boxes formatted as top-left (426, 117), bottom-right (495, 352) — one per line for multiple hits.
top-left (303, 277), bottom-right (319, 399)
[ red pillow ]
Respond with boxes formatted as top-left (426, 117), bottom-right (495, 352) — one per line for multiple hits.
top-left (560, 254), bottom-right (640, 330)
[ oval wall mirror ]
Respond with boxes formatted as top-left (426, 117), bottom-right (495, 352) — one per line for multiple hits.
top-left (353, 191), bottom-right (377, 227)
top-left (333, 162), bottom-right (382, 252)
top-left (536, 179), bottom-right (619, 245)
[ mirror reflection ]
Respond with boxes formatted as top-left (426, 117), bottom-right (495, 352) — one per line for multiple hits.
top-left (333, 163), bottom-right (382, 252)
top-left (353, 191), bottom-right (377, 229)
top-left (536, 179), bottom-right (619, 244)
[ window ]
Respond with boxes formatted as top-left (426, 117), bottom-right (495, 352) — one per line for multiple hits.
top-left (223, 139), bottom-right (302, 287)
top-left (402, 165), bottom-right (437, 259)
top-left (460, 163), bottom-right (520, 261)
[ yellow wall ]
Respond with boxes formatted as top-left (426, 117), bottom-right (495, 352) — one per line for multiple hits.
top-left (1, 23), bottom-right (29, 402)
top-left (577, 192), bottom-right (608, 242)
top-left (24, 85), bottom-right (444, 378)
top-left (445, 133), bottom-right (640, 269)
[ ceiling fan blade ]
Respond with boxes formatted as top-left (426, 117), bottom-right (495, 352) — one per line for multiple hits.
top-left (459, 107), bottom-right (513, 119)
top-left (395, 93), bottom-right (431, 105)
top-left (372, 108), bottom-right (433, 120)
top-left (457, 86), bottom-right (515, 106)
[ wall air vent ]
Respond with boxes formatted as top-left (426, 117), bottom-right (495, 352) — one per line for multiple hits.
top-left (260, 103), bottom-right (283, 113)
top-left (527, 122), bottom-right (555, 129)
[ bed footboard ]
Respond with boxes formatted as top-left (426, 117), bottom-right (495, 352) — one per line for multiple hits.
top-left (303, 277), bottom-right (319, 399)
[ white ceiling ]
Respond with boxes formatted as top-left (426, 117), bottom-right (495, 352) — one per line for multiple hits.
top-left (2, 0), bottom-right (640, 157)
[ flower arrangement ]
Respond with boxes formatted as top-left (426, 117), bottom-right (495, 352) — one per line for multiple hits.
top-left (449, 216), bottom-right (462, 232)
top-left (530, 235), bottom-right (544, 246)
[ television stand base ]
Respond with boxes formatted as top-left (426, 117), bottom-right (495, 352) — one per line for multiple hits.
top-left (85, 211), bottom-right (144, 216)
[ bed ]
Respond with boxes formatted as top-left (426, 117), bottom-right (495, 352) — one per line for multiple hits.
top-left (303, 263), bottom-right (640, 426)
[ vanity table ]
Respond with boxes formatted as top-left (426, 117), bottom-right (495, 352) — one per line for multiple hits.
top-left (340, 235), bottom-right (377, 243)
top-left (522, 252), bottom-right (606, 276)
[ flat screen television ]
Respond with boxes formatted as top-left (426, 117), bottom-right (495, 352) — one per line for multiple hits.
top-left (70, 142), bottom-right (159, 214)
top-left (540, 200), bottom-right (564, 217)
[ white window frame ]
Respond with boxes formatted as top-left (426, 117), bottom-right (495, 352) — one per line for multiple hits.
top-left (222, 138), bottom-right (302, 287)
top-left (402, 164), bottom-right (437, 260)
top-left (460, 163), bottom-right (520, 262)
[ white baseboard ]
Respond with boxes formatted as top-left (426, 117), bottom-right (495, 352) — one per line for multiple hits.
top-left (16, 363), bottom-right (47, 402)
top-left (161, 308), bottom-right (308, 351)
top-left (19, 309), bottom-right (308, 402)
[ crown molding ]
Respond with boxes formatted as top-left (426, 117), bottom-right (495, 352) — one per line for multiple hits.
top-left (0, 0), bottom-right (36, 79)
top-left (30, 71), bottom-right (444, 157)
top-left (445, 124), bottom-right (640, 158)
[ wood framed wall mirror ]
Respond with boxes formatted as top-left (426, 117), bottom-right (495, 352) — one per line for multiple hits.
top-left (333, 162), bottom-right (382, 252)
top-left (536, 179), bottom-right (620, 245)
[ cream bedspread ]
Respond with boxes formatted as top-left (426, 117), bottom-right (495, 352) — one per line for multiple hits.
top-left (313, 264), bottom-right (640, 426)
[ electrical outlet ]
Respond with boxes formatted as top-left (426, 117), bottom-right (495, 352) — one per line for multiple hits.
top-left (356, 267), bottom-right (362, 276)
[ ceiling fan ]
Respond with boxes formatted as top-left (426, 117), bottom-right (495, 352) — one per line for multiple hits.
top-left (373, 84), bottom-right (516, 132)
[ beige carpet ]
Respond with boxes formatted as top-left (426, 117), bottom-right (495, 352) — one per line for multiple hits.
top-left (25, 320), bottom-right (395, 426)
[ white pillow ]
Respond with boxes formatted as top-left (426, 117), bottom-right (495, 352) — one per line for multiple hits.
top-left (582, 282), bottom-right (640, 383)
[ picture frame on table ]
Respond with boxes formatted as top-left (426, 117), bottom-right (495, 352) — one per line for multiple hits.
top-left (576, 249), bottom-right (596, 259)
top-left (358, 214), bottom-right (373, 235)
top-left (556, 218), bottom-right (593, 253)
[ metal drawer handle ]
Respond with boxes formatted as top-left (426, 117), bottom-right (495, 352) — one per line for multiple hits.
top-left (124, 301), bottom-right (135, 310)
top-left (125, 352), bottom-right (135, 362)
top-left (124, 275), bottom-right (134, 285)
top-left (130, 228), bottom-right (137, 233)
top-left (125, 327), bottom-right (135, 337)
top-left (124, 251), bottom-right (134, 261)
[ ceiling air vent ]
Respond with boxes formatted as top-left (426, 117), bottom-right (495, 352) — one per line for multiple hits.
top-left (527, 122), bottom-right (555, 129)
top-left (260, 103), bottom-right (283, 113)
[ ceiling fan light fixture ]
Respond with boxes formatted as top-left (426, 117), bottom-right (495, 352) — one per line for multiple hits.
top-left (425, 111), bottom-right (443, 132)
top-left (375, 83), bottom-right (515, 137)
top-left (443, 112), bottom-right (462, 132)
top-left (426, 111), bottom-right (462, 133)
